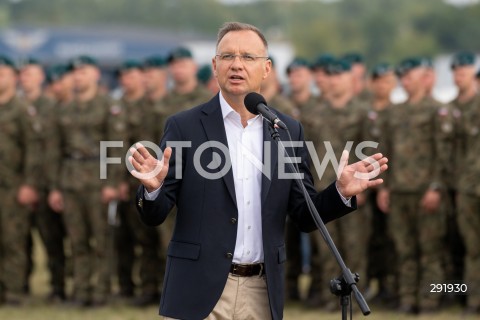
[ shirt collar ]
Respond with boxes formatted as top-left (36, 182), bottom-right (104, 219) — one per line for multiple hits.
top-left (219, 91), bottom-right (262, 125)
top-left (219, 91), bottom-right (236, 120)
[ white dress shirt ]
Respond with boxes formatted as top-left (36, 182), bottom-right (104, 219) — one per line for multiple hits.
top-left (144, 92), bottom-right (351, 264)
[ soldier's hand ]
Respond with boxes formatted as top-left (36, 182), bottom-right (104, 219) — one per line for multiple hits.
top-left (421, 189), bottom-right (441, 213)
top-left (356, 192), bottom-right (367, 206)
top-left (48, 190), bottom-right (64, 213)
top-left (377, 188), bottom-right (390, 213)
top-left (129, 143), bottom-right (172, 193)
top-left (102, 186), bottom-right (118, 204)
top-left (17, 185), bottom-right (38, 208)
top-left (118, 182), bottom-right (130, 201)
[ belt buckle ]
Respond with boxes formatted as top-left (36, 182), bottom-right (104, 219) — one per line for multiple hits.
top-left (232, 264), bottom-right (238, 276)
top-left (257, 263), bottom-right (264, 277)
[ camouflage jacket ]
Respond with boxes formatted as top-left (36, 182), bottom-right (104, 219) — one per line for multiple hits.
top-left (0, 95), bottom-right (40, 189)
top-left (48, 92), bottom-right (127, 191)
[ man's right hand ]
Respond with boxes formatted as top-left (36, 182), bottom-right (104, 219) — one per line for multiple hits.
top-left (129, 143), bottom-right (172, 193)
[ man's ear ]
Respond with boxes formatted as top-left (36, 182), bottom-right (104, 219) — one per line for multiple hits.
top-left (212, 57), bottom-right (218, 78)
top-left (263, 59), bottom-right (272, 80)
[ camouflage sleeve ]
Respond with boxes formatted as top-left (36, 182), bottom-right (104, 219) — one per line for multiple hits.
top-left (432, 104), bottom-right (455, 190)
top-left (378, 108), bottom-right (392, 189)
top-left (19, 105), bottom-right (42, 188)
top-left (105, 98), bottom-right (128, 187)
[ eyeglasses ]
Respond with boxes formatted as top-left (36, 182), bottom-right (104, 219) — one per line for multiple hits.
top-left (215, 54), bottom-right (269, 63)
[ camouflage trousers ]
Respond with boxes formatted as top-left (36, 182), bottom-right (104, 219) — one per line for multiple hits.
top-left (63, 189), bottom-right (111, 302)
top-left (456, 193), bottom-right (480, 309)
top-left (115, 198), bottom-right (162, 296)
top-left (0, 187), bottom-right (31, 301)
top-left (310, 203), bottom-right (371, 301)
top-left (389, 192), bottom-right (446, 309)
top-left (34, 189), bottom-right (66, 296)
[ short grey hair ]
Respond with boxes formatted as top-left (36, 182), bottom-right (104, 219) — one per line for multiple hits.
top-left (216, 22), bottom-right (268, 51)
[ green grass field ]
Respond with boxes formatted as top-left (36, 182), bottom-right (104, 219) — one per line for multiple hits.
top-left (1, 232), bottom-right (477, 320)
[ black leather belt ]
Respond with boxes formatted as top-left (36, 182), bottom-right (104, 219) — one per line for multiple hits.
top-left (230, 263), bottom-right (265, 277)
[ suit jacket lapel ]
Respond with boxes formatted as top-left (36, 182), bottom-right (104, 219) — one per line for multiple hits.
top-left (200, 95), bottom-right (237, 208)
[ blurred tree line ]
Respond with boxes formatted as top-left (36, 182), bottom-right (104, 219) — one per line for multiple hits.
top-left (2, 0), bottom-right (479, 64)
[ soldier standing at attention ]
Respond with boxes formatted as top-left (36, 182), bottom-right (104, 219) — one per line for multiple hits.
top-left (47, 64), bottom-right (74, 107)
top-left (286, 57), bottom-right (317, 115)
top-left (19, 58), bottom-right (67, 302)
top-left (451, 52), bottom-right (478, 114)
top-left (362, 63), bottom-right (397, 306)
top-left (47, 55), bottom-right (126, 307)
top-left (143, 55), bottom-right (169, 142)
top-left (377, 57), bottom-right (450, 314)
top-left (115, 60), bottom-right (162, 306)
top-left (451, 52), bottom-right (480, 315)
top-left (311, 53), bottom-right (335, 103)
top-left (197, 64), bottom-right (220, 96)
top-left (284, 57), bottom-right (319, 305)
top-left (0, 55), bottom-right (40, 305)
top-left (301, 58), bottom-right (370, 311)
top-left (163, 46), bottom-right (211, 115)
top-left (259, 56), bottom-right (295, 118)
top-left (342, 52), bottom-right (371, 102)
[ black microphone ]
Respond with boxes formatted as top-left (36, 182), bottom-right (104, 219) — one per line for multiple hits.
top-left (244, 92), bottom-right (288, 130)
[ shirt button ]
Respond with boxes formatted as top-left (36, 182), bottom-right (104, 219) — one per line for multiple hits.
top-left (246, 201), bottom-right (250, 205)
top-left (226, 252), bottom-right (233, 259)
top-left (247, 250), bottom-right (250, 255)
top-left (231, 218), bottom-right (237, 224)
top-left (247, 226), bottom-right (251, 230)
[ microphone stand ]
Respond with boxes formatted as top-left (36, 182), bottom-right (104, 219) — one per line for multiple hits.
top-left (267, 124), bottom-right (370, 319)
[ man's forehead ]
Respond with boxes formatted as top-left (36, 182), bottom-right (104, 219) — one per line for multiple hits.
top-left (218, 30), bottom-right (267, 50)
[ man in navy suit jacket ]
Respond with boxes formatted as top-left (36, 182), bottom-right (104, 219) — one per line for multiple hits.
top-left (130, 22), bottom-right (388, 320)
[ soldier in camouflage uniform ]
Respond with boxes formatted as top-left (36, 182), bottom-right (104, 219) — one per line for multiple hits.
top-left (47, 64), bottom-right (74, 108)
top-left (115, 60), bottom-right (162, 306)
top-left (197, 64), bottom-right (220, 96)
top-left (143, 55), bottom-right (169, 143)
top-left (311, 53), bottom-right (335, 103)
top-left (0, 56), bottom-right (40, 305)
top-left (260, 56), bottom-right (296, 118)
top-left (283, 57), bottom-right (317, 303)
top-left (342, 52), bottom-right (371, 102)
top-left (362, 63), bottom-right (397, 305)
top-left (163, 47), bottom-right (212, 117)
top-left (451, 52), bottom-right (480, 315)
top-left (301, 58), bottom-right (370, 311)
top-left (47, 55), bottom-right (126, 306)
top-left (259, 59), bottom-right (298, 303)
top-left (18, 58), bottom-right (67, 302)
top-left (286, 57), bottom-right (317, 116)
top-left (378, 57), bottom-right (452, 314)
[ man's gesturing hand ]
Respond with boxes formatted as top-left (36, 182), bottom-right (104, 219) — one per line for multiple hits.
top-left (336, 150), bottom-right (388, 198)
top-left (128, 143), bottom-right (172, 193)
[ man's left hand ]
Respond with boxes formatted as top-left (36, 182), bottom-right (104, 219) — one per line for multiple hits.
top-left (336, 151), bottom-right (388, 198)
top-left (101, 186), bottom-right (118, 204)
